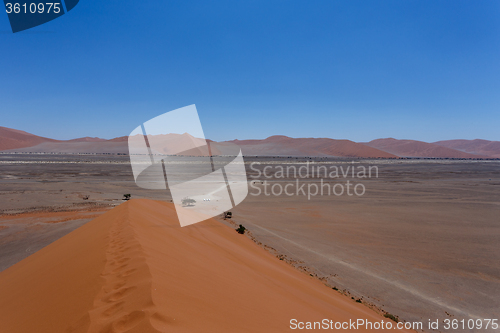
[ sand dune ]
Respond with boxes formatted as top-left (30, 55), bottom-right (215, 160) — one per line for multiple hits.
top-left (1, 126), bottom-right (495, 158)
top-left (363, 138), bottom-right (486, 158)
top-left (0, 199), bottom-right (403, 333)
top-left (3, 141), bottom-right (129, 154)
top-left (108, 136), bottom-right (128, 142)
top-left (230, 135), bottom-right (397, 158)
top-left (0, 126), bottom-right (58, 151)
top-left (68, 137), bottom-right (108, 142)
top-left (0, 127), bottom-right (128, 154)
top-left (0, 127), bottom-right (396, 157)
top-left (1, 131), bottom-right (219, 155)
top-left (434, 139), bottom-right (500, 158)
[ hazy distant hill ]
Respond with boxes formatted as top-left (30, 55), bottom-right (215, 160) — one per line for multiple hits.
top-left (1, 126), bottom-right (497, 158)
top-left (229, 135), bottom-right (397, 158)
top-left (0, 126), bottom-right (58, 151)
top-left (363, 138), bottom-right (487, 158)
top-left (67, 137), bottom-right (108, 142)
top-left (433, 139), bottom-right (500, 158)
top-left (0, 129), bottom-right (217, 155)
top-left (5, 141), bottom-right (129, 154)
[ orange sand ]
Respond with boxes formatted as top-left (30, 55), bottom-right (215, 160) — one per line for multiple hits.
top-left (0, 126), bottom-right (57, 151)
top-left (0, 199), bottom-right (410, 332)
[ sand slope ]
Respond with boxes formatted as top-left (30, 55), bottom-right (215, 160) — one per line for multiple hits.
top-left (0, 199), bottom-right (400, 333)
top-left (0, 126), bottom-right (58, 150)
top-left (363, 138), bottom-right (486, 158)
top-left (0, 127), bottom-right (129, 154)
top-left (4, 140), bottom-right (130, 154)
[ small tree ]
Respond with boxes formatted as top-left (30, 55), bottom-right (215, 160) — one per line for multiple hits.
top-left (384, 313), bottom-right (398, 323)
top-left (236, 224), bottom-right (246, 234)
top-left (123, 194), bottom-right (131, 201)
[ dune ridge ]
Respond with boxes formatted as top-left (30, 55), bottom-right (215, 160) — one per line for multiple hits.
top-left (0, 126), bottom-right (58, 150)
top-left (231, 135), bottom-right (398, 158)
top-left (433, 139), bottom-right (500, 158)
top-left (85, 204), bottom-right (162, 333)
top-left (363, 138), bottom-right (487, 158)
top-left (1, 126), bottom-right (497, 158)
top-left (0, 199), bottom-right (405, 332)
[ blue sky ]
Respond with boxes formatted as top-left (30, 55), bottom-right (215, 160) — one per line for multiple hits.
top-left (1, 1), bottom-right (499, 142)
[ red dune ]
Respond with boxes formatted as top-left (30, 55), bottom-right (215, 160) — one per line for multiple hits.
top-left (363, 138), bottom-right (486, 158)
top-left (4, 141), bottom-right (130, 154)
top-left (0, 127), bottom-right (129, 153)
top-left (68, 137), bottom-right (109, 142)
top-left (0, 126), bottom-right (58, 151)
top-left (0, 199), bottom-right (406, 333)
top-left (0, 126), bottom-right (494, 158)
top-left (1, 130), bottom-right (220, 155)
top-left (108, 136), bottom-right (129, 142)
top-left (433, 139), bottom-right (500, 158)
top-left (230, 135), bottom-right (397, 158)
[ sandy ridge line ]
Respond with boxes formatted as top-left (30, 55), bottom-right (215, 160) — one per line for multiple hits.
top-left (85, 204), bottom-right (164, 333)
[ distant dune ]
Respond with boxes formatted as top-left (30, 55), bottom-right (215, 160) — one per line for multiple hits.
top-left (5, 141), bottom-right (129, 154)
top-left (108, 136), bottom-right (129, 142)
top-left (1, 126), bottom-right (496, 158)
top-left (68, 137), bottom-right (108, 143)
top-left (0, 127), bottom-right (132, 154)
top-left (229, 135), bottom-right (397, 158)
top-left (434, 139), bottom-right (500, 158)
top-left (0, 199), bottom-right (396, 333)
top-left (363, 138), bottom-right (487, 158)
top-left (0, 126), bottom-right (58, 151)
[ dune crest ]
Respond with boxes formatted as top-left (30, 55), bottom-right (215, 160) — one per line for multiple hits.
top-left (0, 126), bottom-right (58, 150)
top-left (231, 135), bottom-right (398, 158)
top-left (0, 199), bottom-right (408, 332)
top-left (363, 138), bottom-right (487, 158)
top-left (85, 204), bottom-right (161, 333)
top-left (433, 139), bottom-right (500, 158)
